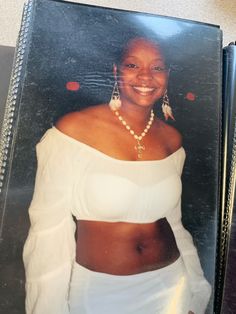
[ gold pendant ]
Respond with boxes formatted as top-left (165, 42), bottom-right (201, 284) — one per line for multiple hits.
top-left (135, 140), bottom-right (145, 159)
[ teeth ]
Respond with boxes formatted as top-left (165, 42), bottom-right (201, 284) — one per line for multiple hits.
top-left (133, 86), bottom-right (155, 93)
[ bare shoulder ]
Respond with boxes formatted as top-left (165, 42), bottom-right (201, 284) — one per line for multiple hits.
top-left (55, 111), bottom-right (82, 135)
top-left (157, 119), bottom-right (182, 152)
top-left (55, 104), bottom-right (108, 138)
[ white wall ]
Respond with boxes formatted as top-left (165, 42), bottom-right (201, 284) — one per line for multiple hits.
top-left (0, 0), bottom-right (235, 47)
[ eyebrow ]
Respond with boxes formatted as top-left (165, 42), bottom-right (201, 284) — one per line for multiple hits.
top-left (122, 56), bottom-right (164, 61)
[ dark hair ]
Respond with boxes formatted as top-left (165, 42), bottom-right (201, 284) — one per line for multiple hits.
top-left (116, 37), bottom-right (169, 69)
top-left (107, 30), bottom-right (170, 70)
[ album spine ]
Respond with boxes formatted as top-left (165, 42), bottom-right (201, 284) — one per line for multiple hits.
top-left (0, 0), bottom-right (35, 238)
top-left (216, 43), bottom-right (236, 314)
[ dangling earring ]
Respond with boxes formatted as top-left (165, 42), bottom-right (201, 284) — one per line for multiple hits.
top-left (162, 90), bottom-right (175, 121)
top-left (109, 80), bottom-right (121, 111)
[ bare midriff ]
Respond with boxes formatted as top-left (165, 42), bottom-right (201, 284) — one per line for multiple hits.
top-left (76, 218), bottom-right (180, 275)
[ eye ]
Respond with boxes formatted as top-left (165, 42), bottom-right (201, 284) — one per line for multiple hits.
top-left (152, 66), bottom-right (167, 72)
top-left (124, 63), bottom-right (139, 69)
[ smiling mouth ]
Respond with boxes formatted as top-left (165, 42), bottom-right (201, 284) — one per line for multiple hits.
top-left (132, 86), bottom-right (156, 95)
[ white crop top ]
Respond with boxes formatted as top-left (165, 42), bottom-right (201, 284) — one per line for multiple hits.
top-left (55, 128), bottom-right (184, 223)
top-left (23, 127), bottom-right (211, 314)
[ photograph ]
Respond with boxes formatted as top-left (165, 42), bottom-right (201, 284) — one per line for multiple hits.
top-left (0, 0), bottom-right (222, 313)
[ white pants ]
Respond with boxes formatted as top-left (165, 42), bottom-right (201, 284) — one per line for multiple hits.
top-left (69, 257), bottom-right (192, 314)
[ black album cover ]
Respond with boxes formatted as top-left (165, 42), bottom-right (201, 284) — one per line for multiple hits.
top-left (219, 43), bottom-right (236, 314)
top-left (0, 0), bottom-right (222, 313)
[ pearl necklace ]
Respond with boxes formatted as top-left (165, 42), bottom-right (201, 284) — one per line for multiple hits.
top-left (113, 109), bottom-right (155, 159)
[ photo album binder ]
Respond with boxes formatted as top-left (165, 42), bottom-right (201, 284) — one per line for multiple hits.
top-left (0, 0), bottom-right (225, 313)
top-left (0, 46), bottom-right (15, 132)
top-left (219, 43), bottom-right (236, 314)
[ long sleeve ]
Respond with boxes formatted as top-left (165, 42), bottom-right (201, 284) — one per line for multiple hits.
top-left (166, 200), bottom-right (211, 314)
top-left (23, 130), bottom-right (77, 314)
top-left (166, 150), bottom-right (211, 314)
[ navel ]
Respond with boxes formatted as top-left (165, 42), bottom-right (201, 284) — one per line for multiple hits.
top-left (136, 243), bottom-right (146, 254)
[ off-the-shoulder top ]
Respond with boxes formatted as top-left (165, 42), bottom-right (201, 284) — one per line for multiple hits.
top-left (23, 127), bottom-right (211, 314)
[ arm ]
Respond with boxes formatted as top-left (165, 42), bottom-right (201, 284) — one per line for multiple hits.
top-left (23, 129), bottom-right (76, 314)
top-left (166, 200), bottom-right (211, 314)
top-left (166, 150), bottom-right (211, 314)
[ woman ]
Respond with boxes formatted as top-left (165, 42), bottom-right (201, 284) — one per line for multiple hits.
top-left (23, 37), bottom-right (211, 314)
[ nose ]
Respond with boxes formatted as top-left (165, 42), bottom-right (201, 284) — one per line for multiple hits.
top-left (137, 67), bottom-right (153, 81)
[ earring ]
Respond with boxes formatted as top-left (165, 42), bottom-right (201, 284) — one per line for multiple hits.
top-left (162, 90), bottom-right (175, 121)
top-left (109, 80), bottom-right (121, 111)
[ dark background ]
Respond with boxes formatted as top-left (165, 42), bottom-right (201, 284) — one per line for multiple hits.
top-left (0, 0), bottom-right (222, 313)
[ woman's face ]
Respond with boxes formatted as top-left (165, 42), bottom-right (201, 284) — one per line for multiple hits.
top-left (117, 38), bottom-right (168, 109)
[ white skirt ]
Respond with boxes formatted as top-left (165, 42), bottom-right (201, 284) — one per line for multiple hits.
top-left (68, 257), bottom-right (192, 314)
